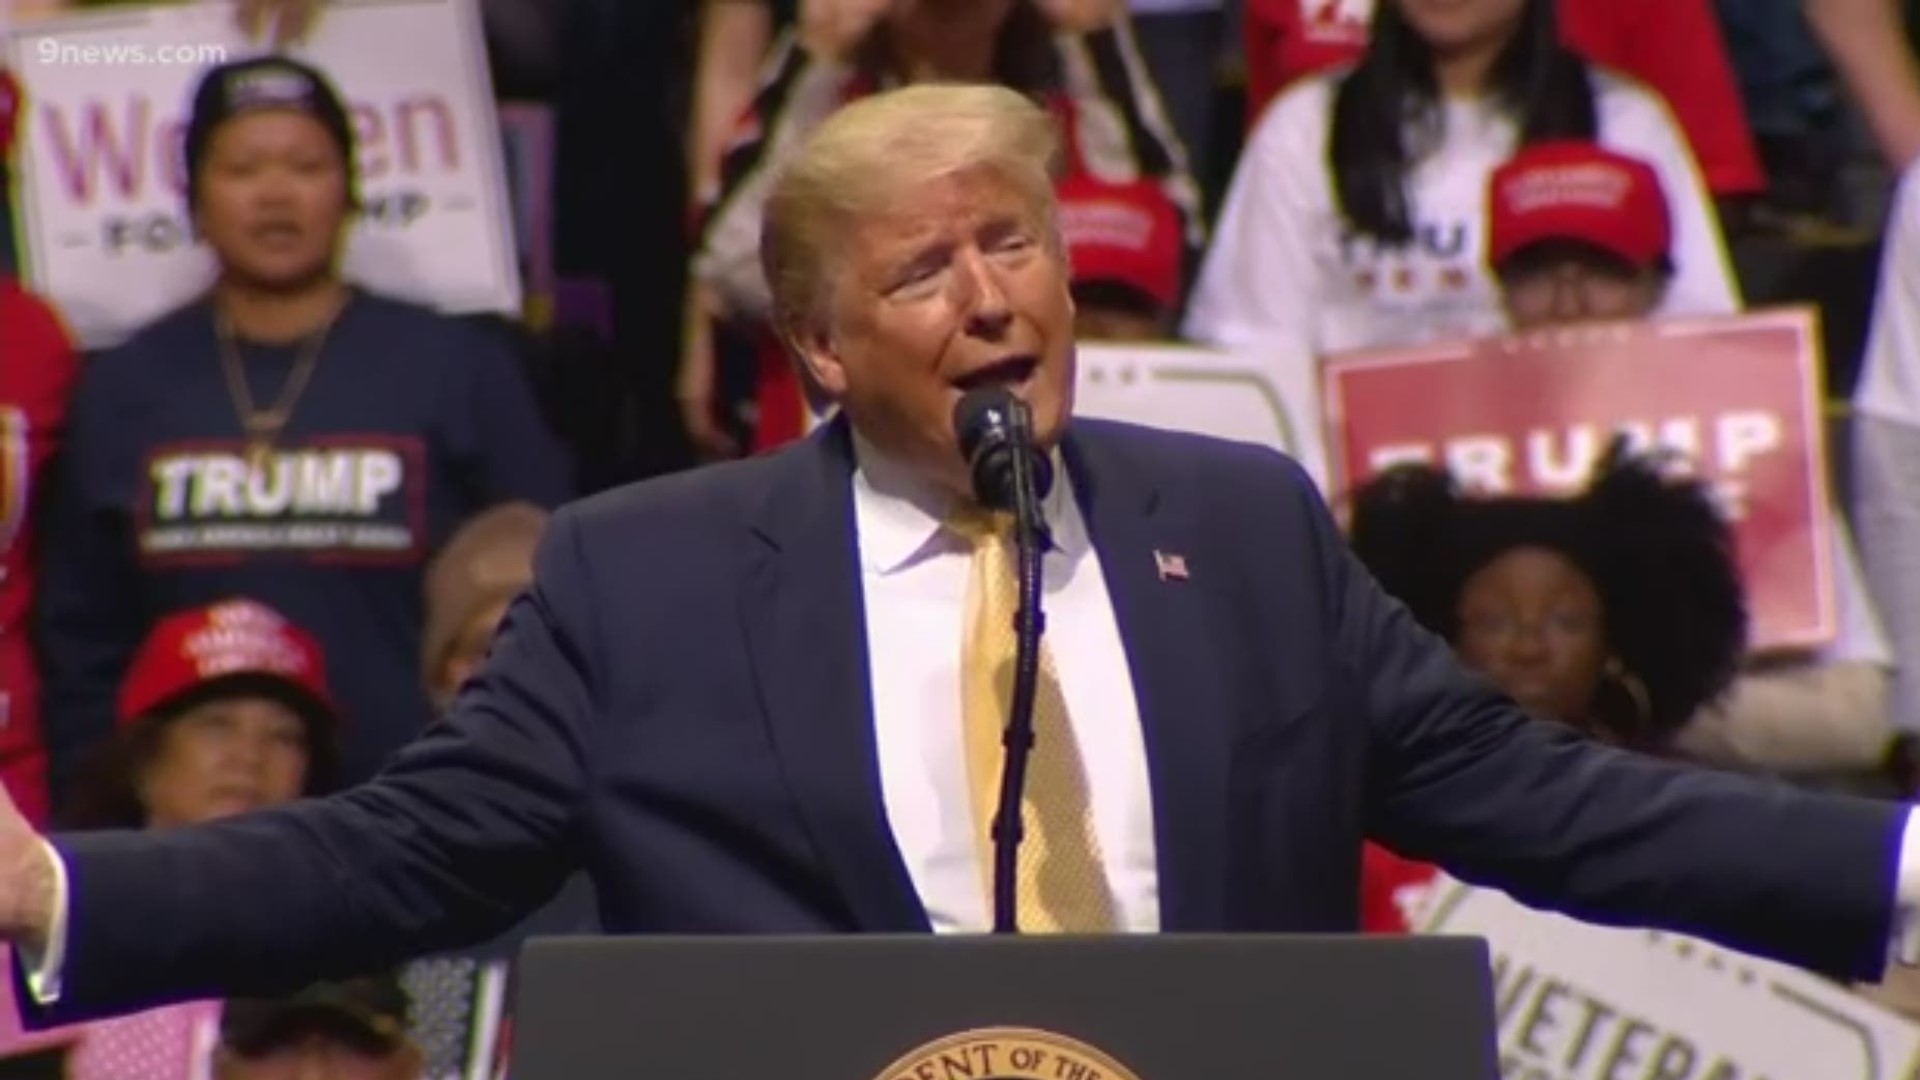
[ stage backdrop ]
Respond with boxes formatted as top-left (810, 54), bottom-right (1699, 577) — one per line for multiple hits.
top-left (1, 0), bottom-right (519, 348)
top-left (1322, 309), bottom-right (1835, 652)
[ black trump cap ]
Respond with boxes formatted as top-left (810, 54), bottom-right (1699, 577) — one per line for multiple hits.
top-left (182, 55), bottom-right (357, 210)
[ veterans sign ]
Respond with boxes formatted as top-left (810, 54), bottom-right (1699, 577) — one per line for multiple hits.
top-left (1, 0), bottom-right (519, 347)
top-left (1321, 309), bottom-right (1835, 651)
top-left (1415, 876), bottom-right (1920, 1080)
top-left (1074, 342), bottom-right (1330, 493)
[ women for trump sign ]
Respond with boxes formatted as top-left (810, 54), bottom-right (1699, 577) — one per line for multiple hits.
top-left (0, 0), bottom-right (519, 347)
top-left (1321, 309), bottom-right (1836, 652)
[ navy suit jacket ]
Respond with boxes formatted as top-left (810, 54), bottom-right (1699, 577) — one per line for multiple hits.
top-left (32, 418), bottom-right (1907, 1022)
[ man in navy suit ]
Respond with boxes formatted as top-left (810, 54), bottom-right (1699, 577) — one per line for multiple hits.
top-left (0, 82), bottom-right (1912, 1024)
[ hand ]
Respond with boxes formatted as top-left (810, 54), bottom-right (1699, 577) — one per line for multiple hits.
top-left (1034, 0), bottom-right (1124, 32)
top-left (236, 0), bottom-right (326, 46)
top-left (0, 784), bottom-right (55, 957)
top-left (797, 0), bottom-right (892, 63)
top-left (678, 289), bottom-right (742, 461)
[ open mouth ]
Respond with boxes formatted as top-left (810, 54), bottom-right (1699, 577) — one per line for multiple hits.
top-left (952, 355), bottom-right (1038, 393)
top-left (249, 222), bottom-right (303, 245)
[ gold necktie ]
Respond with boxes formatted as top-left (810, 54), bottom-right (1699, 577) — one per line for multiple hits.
top-left (952, 506), bottom-right (1117, 933)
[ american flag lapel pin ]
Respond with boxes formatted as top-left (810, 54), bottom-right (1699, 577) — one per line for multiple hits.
top-left (1153, 549), bottom-right (1189, 582)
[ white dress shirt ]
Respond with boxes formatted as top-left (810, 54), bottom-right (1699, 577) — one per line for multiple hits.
top-left (851, 435), bottom-right (1161, 933)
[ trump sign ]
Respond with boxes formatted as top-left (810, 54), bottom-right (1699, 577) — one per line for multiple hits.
top-left (1321, 308), bottom-right (1836, 652)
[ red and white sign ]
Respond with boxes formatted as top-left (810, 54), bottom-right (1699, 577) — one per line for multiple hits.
top-left (1321, 309), bottom-right (1835, 651)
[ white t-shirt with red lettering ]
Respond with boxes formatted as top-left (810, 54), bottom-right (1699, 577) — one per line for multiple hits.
top-left (1184, 70), bottom-right (1740, 370)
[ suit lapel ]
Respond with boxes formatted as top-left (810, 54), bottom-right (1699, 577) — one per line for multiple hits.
top-left (739, 420), bottom-right (929, 932)
top-left (1065, 425), bottom-right (1231, 931)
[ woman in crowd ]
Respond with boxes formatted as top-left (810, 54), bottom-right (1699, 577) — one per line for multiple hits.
top-left (1239, 0), bottom-right (1762, 201)
top-left (680, 0), bottom-right (1197, 456)
top-left (36, 56), bottom-right (572, 801)
top-left (1347, 450), bottom-right (1920, 1017)
top-left (1344, 441), bottom-right (1749, 930)
top-left (0, 598), bottom-right (341, 1076)
top-left (1185, 0), bottom-right (1739, 369)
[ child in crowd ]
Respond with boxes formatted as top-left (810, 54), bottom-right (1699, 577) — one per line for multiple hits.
top-left (215, 974), bottom-right (423, 1080)
top-left (1057, 174), bottom-right (1186, 343)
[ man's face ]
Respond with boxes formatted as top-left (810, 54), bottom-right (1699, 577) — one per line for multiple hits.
top-left (795, 166), bottom-right (1076, 495)
top-left (1498, 243), bottom-right (1666, 330)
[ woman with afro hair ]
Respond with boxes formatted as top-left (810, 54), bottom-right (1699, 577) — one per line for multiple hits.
top-left (1346, 438), bottom-right (1749, 932)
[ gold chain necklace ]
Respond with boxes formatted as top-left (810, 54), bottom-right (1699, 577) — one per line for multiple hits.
top-left (215, 296), bottom-right (345, 475)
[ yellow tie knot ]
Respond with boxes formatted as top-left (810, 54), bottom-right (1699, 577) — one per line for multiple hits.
top-left (947, 504), bottom-right (1014, 547)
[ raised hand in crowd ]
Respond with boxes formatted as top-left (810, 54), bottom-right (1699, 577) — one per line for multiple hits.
top-left (1031, 0), bottom-right (1124, 32)
top-left (796, 0), bottom-right (892, 62)
top-left (1804, 0), bottom-right (1920, 168)
top-left (677, 287), bottom-right (742, 462)
top-left (235, 0), bottom-right (325, 45)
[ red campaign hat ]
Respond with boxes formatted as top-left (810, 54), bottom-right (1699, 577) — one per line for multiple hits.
top-left (117, 599), bottom-right (335, 727)
top-left (1487, 141), bottom-right (1672, 270)
top-left (1056, 173), bottom-right (1183, 311)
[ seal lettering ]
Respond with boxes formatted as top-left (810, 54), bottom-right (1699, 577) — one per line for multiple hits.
top-left (873, 1027), bottom-right (1142, 1080)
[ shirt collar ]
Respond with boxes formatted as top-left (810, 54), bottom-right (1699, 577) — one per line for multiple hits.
top-left (850, 430), bottom-right (1085, 575)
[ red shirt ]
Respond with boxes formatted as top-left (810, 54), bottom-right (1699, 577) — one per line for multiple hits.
top-left (0, 278), bottom-right (78, 827)
top-left (1242, 0), bottom-right (1765, 197)
top-left (1359, 842), bottom-right (1442, 933)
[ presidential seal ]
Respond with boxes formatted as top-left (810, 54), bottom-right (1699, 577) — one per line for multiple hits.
top-left (872, 1026), bottom-right (1142, 1080)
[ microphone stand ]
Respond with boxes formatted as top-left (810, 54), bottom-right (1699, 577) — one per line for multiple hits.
top-left (990, 411), bottom-right (1049, 935)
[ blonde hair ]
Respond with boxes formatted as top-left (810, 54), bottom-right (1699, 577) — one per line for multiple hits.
top-left (761, 82), bottom-right (1064, 339)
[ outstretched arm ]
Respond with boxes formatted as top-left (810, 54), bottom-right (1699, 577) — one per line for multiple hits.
top-left (11, 510), bottom-right (604, 1025)
top-left (1273, 458), bottom-right (1908, 980)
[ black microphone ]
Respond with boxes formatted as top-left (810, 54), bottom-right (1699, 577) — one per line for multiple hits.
top-left (954, 388), bottom-right (1054, 521)
top-left (952, 388), bottom-right (1050, 934)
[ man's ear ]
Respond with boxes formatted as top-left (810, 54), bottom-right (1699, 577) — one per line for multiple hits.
top-left (788, 316), bottom-right (849, 399)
